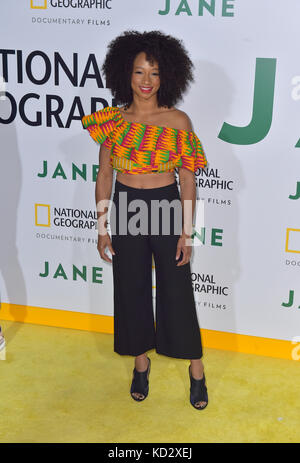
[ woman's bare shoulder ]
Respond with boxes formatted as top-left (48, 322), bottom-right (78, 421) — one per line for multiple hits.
top-left (163, 107), bottom-right (193, 131)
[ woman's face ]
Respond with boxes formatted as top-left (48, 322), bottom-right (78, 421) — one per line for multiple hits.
top-left (131, 52), bottom-right (160, 101)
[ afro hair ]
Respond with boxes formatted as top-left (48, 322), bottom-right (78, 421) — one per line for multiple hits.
top-left (102, 30), bottom-right (194, 108)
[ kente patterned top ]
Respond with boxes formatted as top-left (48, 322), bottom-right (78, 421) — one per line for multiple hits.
top-left (81, 106), bottom-right (207, 175)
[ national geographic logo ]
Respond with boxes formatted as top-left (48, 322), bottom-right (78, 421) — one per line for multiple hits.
top-left (1, 48), bottom-right (115, 127)
top-left (285, 226), bottom-right (300, 268)
top-left (195, 167), bottom-right (233, 191)
top-left (191, 273), bottom-right (228, 295)
top-left (285, 229), bottom-right (300, 254)
top-left (30, 0), bottom-right (112, 9)
top-left (31, 0), bottom-right (47, 8)
top-left (35, 204), bottom-right (97, 229)
top-left (285, 182), bottom-right (300, 266)
top-left (285, 226), bottom-right (300, 269)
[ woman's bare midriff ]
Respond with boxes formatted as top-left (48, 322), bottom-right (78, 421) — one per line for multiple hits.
top-left (116, 171), bottom-right (176, 189)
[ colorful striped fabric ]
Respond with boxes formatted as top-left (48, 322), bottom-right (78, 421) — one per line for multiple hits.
top-left (81, 106), bottom-right (207, 174)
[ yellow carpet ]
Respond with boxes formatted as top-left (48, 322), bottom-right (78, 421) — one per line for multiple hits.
top-left (0, 320), bottom-right (299, 443)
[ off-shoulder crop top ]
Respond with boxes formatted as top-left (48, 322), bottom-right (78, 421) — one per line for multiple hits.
top-left (81, 106), bottom-right (207, 175)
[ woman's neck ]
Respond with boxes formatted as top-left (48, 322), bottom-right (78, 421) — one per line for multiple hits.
top-left (127, 95), bottom-right (159, 116)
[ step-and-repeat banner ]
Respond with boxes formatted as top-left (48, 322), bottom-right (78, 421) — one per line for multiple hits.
top-left (1, 0), bottom-right (300, 347)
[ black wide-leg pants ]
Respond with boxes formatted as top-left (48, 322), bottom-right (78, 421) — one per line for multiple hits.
top-left (110, 179), bottom-right (203, 359)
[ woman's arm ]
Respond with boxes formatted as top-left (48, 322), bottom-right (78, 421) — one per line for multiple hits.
top-left (176, 166), bottom-right (196, 266)
top-left (95, 143), bottom-right (115, 263)
top-left (178, 167), bottom-right (196, 238)
top-left (174, 110), bottom-right (196, 266)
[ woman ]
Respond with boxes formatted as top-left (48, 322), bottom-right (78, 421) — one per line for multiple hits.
top-left (82, 30), bottom-right (208, 410)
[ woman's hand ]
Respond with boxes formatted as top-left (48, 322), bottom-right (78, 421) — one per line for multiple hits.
top-left (175, 232), bottom-right (193, 266)
top-left (97, 232), bottom-right (115, 263)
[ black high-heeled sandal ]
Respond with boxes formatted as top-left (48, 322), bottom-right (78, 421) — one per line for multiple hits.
top-left (189, 364), bottom-right (208, 410)
top-left (130, 357), bottom-right (151, 402)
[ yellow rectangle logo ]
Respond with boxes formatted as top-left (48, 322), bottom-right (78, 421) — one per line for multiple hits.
top-left (35, 204), bottom-right (51, 227)
top-left (31, 0), bottom-right (47, 9)
top-left (285, 228), bottom-right (300, 253)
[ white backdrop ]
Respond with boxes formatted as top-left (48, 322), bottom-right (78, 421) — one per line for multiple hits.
top-left (1, 0), bottom-right (300, 344)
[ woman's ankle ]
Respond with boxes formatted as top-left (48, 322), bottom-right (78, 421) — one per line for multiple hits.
top-left (135, 354), bottom-right (148, 371)
top-left (190, 359), bottom-right (204, 380)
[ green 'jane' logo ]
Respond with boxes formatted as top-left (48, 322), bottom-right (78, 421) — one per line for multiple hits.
top-left (218, 58), bottom-right (277, 145)
top-left (39, 261), bottom-right (103, 283)
top-left (37, 161), bottom-right (99, 181)
top-left (282, 290), bottom-right (300, 309)
top-left (289, 182), bottom-right (300, 200)
top-left (191, 227), bottom-right (223, 246)
top-left (159, 0), bottom-right (235, 16)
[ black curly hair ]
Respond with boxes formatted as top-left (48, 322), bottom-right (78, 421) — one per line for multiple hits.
top-left (102, 30), bottom-right (194, 108)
